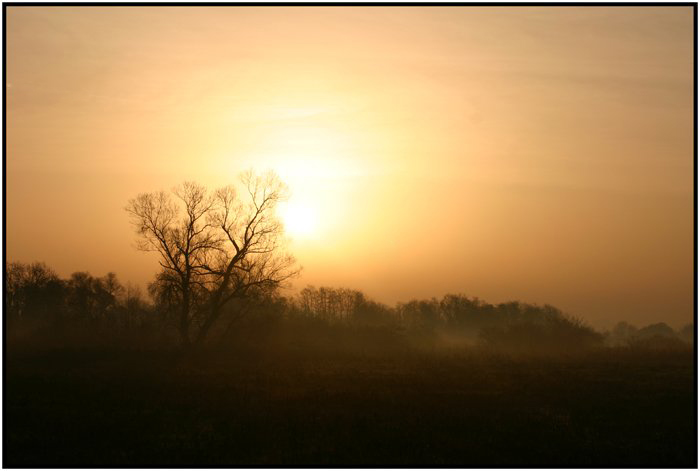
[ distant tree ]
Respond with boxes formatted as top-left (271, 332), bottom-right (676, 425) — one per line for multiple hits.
top-left (397, 298), bottom-right (442, 332)
top-left (440, 294), bottom-right (492, 333)
top-left (126, 171), bottom-right (298, 347)
top-left (294, 286), bottom-right (394, 326)
top-left (65, 272), bottom-right (123, 323)
top-left (611, 321), bottom-right (638, 344)
top-left (117, 283), bottom-right (150, 330)
top-left (479, 306), bottom-right (603, 354)
top-left (678, 323), bottom-right (693, 344)
top-left (5, 262), bottom-right (65, 323)
top-left (636, 322), bottom-right (677, 340)
top-left (622, 322), bottom-right (687, 351)
top-left (298, 286), bottom-right (357, 322)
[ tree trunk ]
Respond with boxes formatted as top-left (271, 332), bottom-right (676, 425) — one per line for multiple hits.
top-left (179, 291), bottom-right (190, 348)
top-left (194, 304), bottom-right (220, 346)
top-left (193, 273), bottom-right (231, 346)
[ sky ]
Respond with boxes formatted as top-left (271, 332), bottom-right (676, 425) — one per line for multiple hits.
top-left (6, 6), bottom-right (694, 329)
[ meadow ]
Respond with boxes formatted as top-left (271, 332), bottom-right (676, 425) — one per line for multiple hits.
top-left (5, 340), bottom-right (695, 467)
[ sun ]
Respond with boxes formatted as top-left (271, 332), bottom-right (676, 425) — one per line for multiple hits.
top-left (280, 201), bottom-right (318, 239)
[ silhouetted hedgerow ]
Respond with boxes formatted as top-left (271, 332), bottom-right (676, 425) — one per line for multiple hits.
top-left (4, 262), bottom-right (692, 354)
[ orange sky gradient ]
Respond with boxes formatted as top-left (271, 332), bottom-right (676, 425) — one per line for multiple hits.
top-left (6, 6), bottom-right (694, 329)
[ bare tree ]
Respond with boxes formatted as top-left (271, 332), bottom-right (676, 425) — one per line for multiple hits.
top-left (126, 171), bottom-right (298, 347)
top-left (198, 171), bottom-right (298, 342)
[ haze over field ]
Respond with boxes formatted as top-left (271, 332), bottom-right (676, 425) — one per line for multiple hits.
top-left (6, 6), bottom-right (694, 329)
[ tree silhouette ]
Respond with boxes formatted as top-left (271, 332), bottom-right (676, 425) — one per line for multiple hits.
top-left (5, 262), bottom-right (64, 323)
top-left (126, 170), bottom-right (298, 347)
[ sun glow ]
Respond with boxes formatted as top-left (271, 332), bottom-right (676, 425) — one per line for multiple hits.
top-left (228, 114), bottom-right (368, 243)
top-left (279, 200), bottom-right (318, 239)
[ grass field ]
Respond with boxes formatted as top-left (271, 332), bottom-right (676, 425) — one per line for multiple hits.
top-left (4, 344), bottom-right (696, 467)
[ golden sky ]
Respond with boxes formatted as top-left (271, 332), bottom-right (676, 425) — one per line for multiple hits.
top-left (6, 6), bottom-right (694, 328)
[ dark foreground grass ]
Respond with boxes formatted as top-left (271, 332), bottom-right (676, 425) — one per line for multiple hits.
top-left (4, 345), bottom-right (696, 467)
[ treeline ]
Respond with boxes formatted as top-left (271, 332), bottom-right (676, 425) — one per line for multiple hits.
top-left (607, 320), bottom-right (693, 350)
top-left (5, 261), bottom-right (693, 354)
top-left (5, 262), bottom-right (147, 326)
